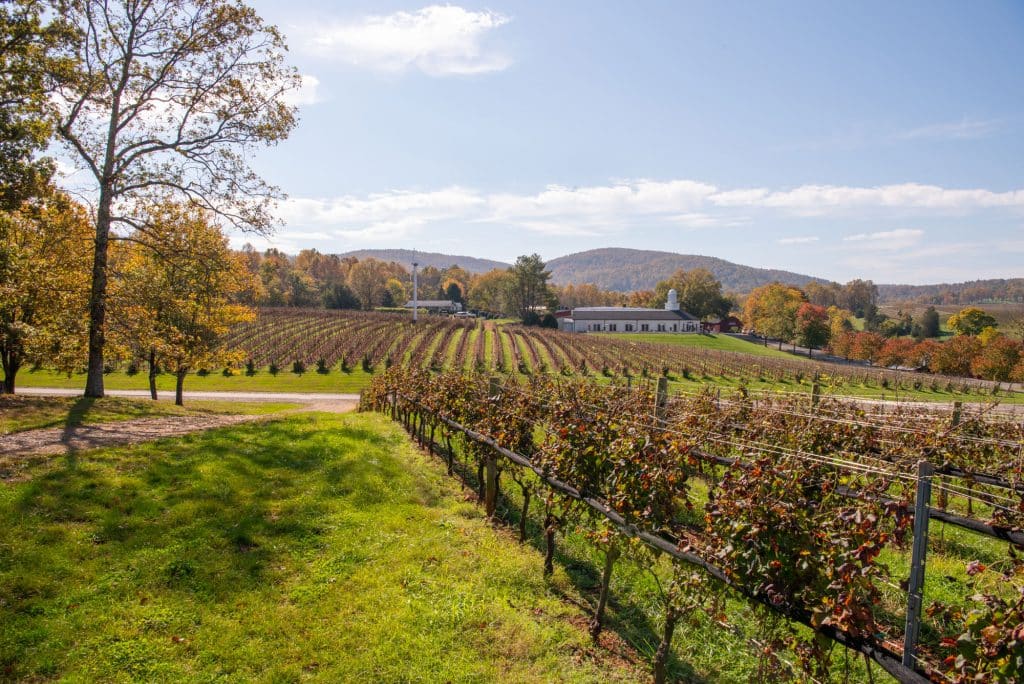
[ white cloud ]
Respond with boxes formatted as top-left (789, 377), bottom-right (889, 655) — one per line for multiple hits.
top-left (895, 118), bottom-right (1000, 141)
top-left (712, 183), bottom-right (1024, 215)
top-left (842, 228), bottom-right (924, 250)
top-left (300, 6), bottom-right (511, 76)
top-left (271, 180), bottom-right (1024, 244)
top-left (279, 186), bottom-right (484, 226)
top-left (485, 180), bottom-right (719, 233)
top-left (281, 75), bottom-right (322, 107)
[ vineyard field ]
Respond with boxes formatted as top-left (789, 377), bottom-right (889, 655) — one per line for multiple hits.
top-left (13, 308), bottom-right (1018, 403)
top-left (217, 309), bottom-right (1016, 402)
top-left (364, 368), bottom-right (1024, 683)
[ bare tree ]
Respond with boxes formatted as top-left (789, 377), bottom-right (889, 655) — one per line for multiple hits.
top-left (51, 0), bottom-right (300, 397)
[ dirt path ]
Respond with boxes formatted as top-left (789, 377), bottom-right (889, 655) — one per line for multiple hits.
top-left (0, 414), bottom-right (262, 459)
top-left (0, 397), bottom-right (359, 469)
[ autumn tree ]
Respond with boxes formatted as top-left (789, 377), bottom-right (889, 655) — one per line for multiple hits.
top-left (849, 332), bottom-right (885, 363)
top-left (803, 280), bottom-right (842, 308)
top-left (110, 202), bottom-right (254, 405)
top-left (793, 303), bottom-right (829, 355)
top-left (51, 0), bottom-right (300, 397)
top-left (627, 289), bottom-right (656, 308)
top-left (929, 336), bottom-right (982, 377)
top-left (0, 0), bottom-right (70, 209)
top-left (0, 188), bottom-right (91, 392)
top-left (653, 268), bottom-right (731, 319)
top-left (827, 305), bottom-right (854, 340)
top-left (971, 336), bottom-right (1023, 382)
top-left (555, 283), bottom-right (622, 308)
top-left (467, 269), bottom-right (512, 314)
top-left (840, 279), bottom-right (878, 319)
top-left (947, 307), bottom-right (998, 336)
top-left (348, 258), bottom-right (389, 310)
top-left (743, 282), bottom-right (805, 348)
top-left (875, 337), bottom-right (918, 368)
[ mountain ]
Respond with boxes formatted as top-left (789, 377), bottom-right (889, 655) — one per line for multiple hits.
top-left (336, 249), bottom-right (509, 274)
top-left (546, 248), bottom-right (826, 292)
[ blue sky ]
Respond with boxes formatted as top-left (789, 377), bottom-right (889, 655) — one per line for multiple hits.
top-left (236, 1), bottom-right (1024, 284)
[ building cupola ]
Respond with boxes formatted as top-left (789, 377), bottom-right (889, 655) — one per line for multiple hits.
top-left (666, 289), bottom-right (679, 311)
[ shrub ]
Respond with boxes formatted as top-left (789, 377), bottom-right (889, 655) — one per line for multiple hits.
top-left (340, 356), bottom-right (351, 373)
top-left (222, 367), bottom-right (233, 377)
top-left (245, 358), bottom-right (256, 375)
top-left (196, 368), bottom-right (209, 377)
top-left (125, 361), bottom-right (139, 375)
top-left (362, 354), bottom-right (373, 373)
top-left (292, 360), bottom-right (305, 374)
top-left (269, 362), bottom-right (280, 375)
top-left (316, 357), bottom-right (329, 373)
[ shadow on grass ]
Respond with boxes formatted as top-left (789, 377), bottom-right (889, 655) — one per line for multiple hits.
top-left (11, 418), bottom-right (395, 604)
top-left (427, 438), bottom-right (706, 683)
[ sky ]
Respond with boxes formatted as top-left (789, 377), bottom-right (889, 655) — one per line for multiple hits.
top-left (74, 1), bottom-right (1024, 285)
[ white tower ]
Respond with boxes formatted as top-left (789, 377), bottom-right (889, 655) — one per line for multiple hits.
top-left (666, 288), bottom-right (679, 311)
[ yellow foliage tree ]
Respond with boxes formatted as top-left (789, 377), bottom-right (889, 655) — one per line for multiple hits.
top-left (0, 189), bottom-right (91, 393)
top-left (110, 203), bottom-right (255, 405)
top-left (743, 282), bottom-right (806, 349)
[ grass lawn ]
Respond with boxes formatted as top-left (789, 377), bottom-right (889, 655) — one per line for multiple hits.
top-left (598, 332), bottom-right (801, 359)
top-left (0, 395), bottom-right (299, 435)
top-left (0, 412), bottom-right (646, 682)
top-left (8, 366), bottom-right (375, 393)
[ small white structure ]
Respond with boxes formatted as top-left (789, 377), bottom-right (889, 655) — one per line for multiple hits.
top-left (559, 289), bottom-right (700, 333)
top-left (404, 299), bottom-right (462, 314)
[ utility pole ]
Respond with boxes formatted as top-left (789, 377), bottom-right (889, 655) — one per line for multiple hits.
top-left (412, 253), bottom-right (419, 324)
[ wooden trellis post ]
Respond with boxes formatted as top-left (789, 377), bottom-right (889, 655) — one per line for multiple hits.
top-left (903, 460), bottom-right (933, 668)
top-left (484, 376), bottom-right (501, 519)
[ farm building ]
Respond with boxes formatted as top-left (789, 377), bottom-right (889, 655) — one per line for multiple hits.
top-left (559, 289), bottom-right (700, 333)
top-left (404, 299), bottom-right (462, 314)
top-left (701, 315), bottom-right (743, 333)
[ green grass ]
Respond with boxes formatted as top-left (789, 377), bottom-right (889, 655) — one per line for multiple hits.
top-left (8, 366), bottom-right (375, 393)
top-left (0, 412), bottom-right (646, 683)
top-left (598, 332), bottom-right (802, 359)
top-left (0, 395), bottom-right (299, 435)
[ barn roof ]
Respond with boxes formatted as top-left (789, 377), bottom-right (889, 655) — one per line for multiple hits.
top-left (570, 307), bottom-right (697, 321)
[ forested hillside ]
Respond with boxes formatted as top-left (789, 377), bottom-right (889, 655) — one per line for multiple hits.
top-left (878, 278), bottom-right (1024, 304)
top-left (337, 249), bottom-right (508, 274)
top-left (546, 248), bottom-right (825, 292)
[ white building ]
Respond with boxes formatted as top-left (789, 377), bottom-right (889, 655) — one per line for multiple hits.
top-left (404, 299), bottom-right (462, 313)
top-left (559, 289), bottom-right (700, 333)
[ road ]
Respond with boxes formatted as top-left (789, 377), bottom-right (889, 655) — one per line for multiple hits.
top-left (15, 387), bottom-right (361, 403)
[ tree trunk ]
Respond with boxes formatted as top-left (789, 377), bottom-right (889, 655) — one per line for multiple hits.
top-left (1, 352), bottom-right (18, 394)
top-left (652, 607), bottom-right (679, 684)
top-left (590, 543), bottom-right (620, 639)
top-left (148, 348), bottom-right (158, 400)
top-left (175, 367), bottom-right (187, 406)
top-left (1, 346), bottom-right (20, 394)
top-left (84, 185), bottom-right (113, 398)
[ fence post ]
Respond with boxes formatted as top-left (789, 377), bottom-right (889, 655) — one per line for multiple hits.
top-left (903, 460), bottom-right (933, 669)
top-left (812, 373), bottom-right (821, 407)
top-left (655, 376), bottom-right (668, 422)
top-left (485, 376), bottom-right (501, 519)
